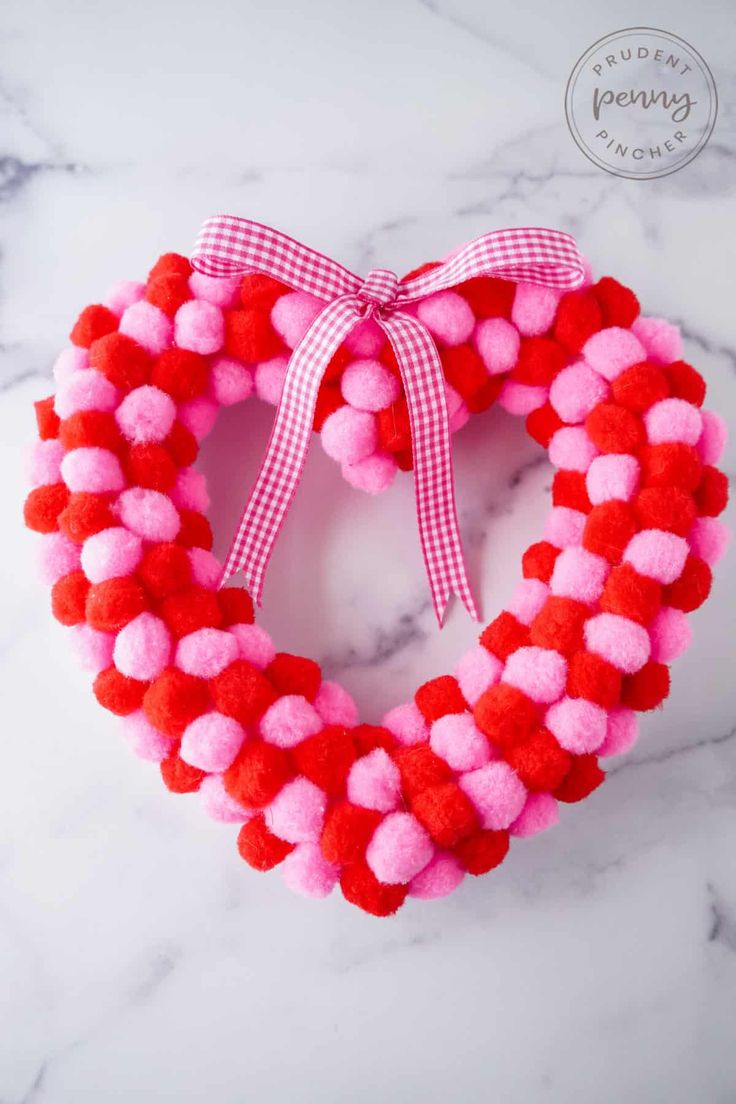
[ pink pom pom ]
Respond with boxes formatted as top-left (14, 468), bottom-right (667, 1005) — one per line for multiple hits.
top-left (648, 606), bottom-right (692, 662)
top-left (116, 487), bottom-right (180, 542)
top-left (271, 292), bottom-right (324, 348)
top-left (586, 454), bottom-right (640, 505)
top-left (408, 852), bottom-right (464, 899)
top-left (512, 283), bottom-right (560, 337)
top-left (254, 356), bottom-right (288, 405)
top-left (342, 451), bottom-right (397, 494)
top-left (188, 272), bottom-right (240, 308)
top-left (121, 711), bottom-right (173, 762)
top-left (366, 811), bottom-right (434, 884)
top-left (38, 532), bottom-right (81, 584)
top-left (507, 579), bottom-right (549, 626)
top-left (321, 406), bottom-right (377, 463)
top-left (343, 318), bottom-right (385, 358)
top-left (583, 327), bottom-right (646, 381)
top-left (180, 712), bottom-right (246, 772)
top-left (282, 842), bottom-right (339, 898)
top-left (260, 695), bottom-right (323, 749)
top-left (228, 623), bottom-right (276, 668)
top-left (548, 426), bottom-right (599, 472)
top-left (347, 748), bottom-right (402, 812)
top-left (28, 439), bottom-right (64, 486)
top-left (509, 792), bottom-right (559, 837)
top-left (178, 396), bottom-right (218, 442)
top-left (445, 383), bottom-right (469, 432)
top-left (53, 346), bottom-right (88, 384)
top-left (584, 612), bottom-right (651, 673)
top-left (267, 777), bottom-right (327, 843)
top-left (172, 467), bottom-right (209, 512)
top-left (550, 361), bottom-right (609, 423)
top-left (199, 774), bottom-right (253, 822)
top-left (503, 645), bottom-right (567, 704)
top-left (60, 447), bottom-right (125, 494)
top-left (631, 316), bottom-right (683, 364)
top-left (546, 696), bottom-right (607, 753)
top-left (209, 356), bottom-right (254, 406)
top-left (314, 680), bottom-right (357, 727)
top-left (176, 628), bottom-right (239, 678)
top-left (544, 506), bottom-right (586, 549)
top-left (645, 398), bottom-right (702, 446)
top-left (341, 358), bottom-right (401, 412)
top-left (119, 301), bottom-right (172, 355)
top-left (624, 530), bottom-right (689, 584)
top-left (474, 318), bottom-right (520, 375)
top-left (383, 701), bottom-right (429, 746)
top-left (81, 527), bottom-right (143, 584)
top-left (187, 548), bottom-right (221, 589)
top-left (454, 645), bottom-right (503, 705)
top-left (113, 612), bottom-right (171, 680)
top-left (697, 410), bottom-right (727, 465)
top-left (417, 290), bottom-right (475, 346)
top-left (103, 280), bottom-right (145, 316)
top-left (116, 385), bottom-right (176, 444)
top-left (70, 624), bottom-right (115, 673)
top-left (430, 713), bottom-right (491, 772)
top-left (550, 547), bottom-right (609, 603)
top-left (598, 707), bottom-right (638, 757)
top-left (54, 370), bottom-right (119, 419)
top-left (498, 380), bottom-right (547, 415)
top-left (174, 300), bottom-right (224, 355)
top-left (688, 518), bottom-right (730, 567)
top-left (459, 761), bottom-right (527, 830)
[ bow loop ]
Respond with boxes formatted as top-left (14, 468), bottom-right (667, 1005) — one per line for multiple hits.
top-left (357, 268), bottom-right (400, 310)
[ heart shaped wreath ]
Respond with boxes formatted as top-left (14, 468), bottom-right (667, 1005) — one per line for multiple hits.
top-left (24, 217), bottom-right (729, 916)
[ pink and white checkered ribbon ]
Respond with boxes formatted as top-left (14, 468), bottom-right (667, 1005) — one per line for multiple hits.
top-left (191, 216), bottom-right (585, 625)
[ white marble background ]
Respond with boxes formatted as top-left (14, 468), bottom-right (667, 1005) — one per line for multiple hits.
top-left (1, 0), bottom-right (735, 1100)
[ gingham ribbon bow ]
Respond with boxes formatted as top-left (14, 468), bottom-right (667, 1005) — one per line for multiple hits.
top-left (191, 217), bottom-right (585, 625)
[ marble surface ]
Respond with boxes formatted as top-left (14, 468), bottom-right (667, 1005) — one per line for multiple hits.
top-left (2, 0), bottom-right (736, 1100)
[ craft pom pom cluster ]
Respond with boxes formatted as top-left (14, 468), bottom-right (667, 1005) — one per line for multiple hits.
top-left (24, 246), bottom-right (729, 916)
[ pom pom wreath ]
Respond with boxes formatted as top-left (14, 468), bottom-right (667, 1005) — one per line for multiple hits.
top-left (459, 761), bottom-right (527, 830)
top-left (552, 471), bottom-right (592, 513)
top-left (567, 650), bottom-right (622, 708)
top-left (224, 309), bottom-right (283, 363)
top-left (600, 563), bottom-right (661, 625)
top-left (24, 483), bottom-right (70, 534)
top-left (60, 447), bottom-right (125, 494)
top-left (503, 645), bottom-right (568, 704)
top-left (583, 327), bottom-right (646, 381)
top-left (229, 624), bottom-right (276, 668)
top-left (365, 811), bottom-right (434, 885)
top-left (292, 725), bottom-right (358, 796)
top-left (321, 406), bottom-right (377, 464)
top-left (217, 587), bottom-right (255, 627)
top-left (58, 410), bottom-right (125, 456)
top-left (210, 661), bottom-right (277, 727)
top-left (506, 578), bottom-right (550, 626)
top-left (239, 273), bottom-right (290, 311)
top-left (225, 741), bottom-right (291, 809)
top-left (498, 381), bottom-right (547, 416)
top-left (271, 292), bottom-right (324, 348)
top-left (341, 359), bottom-right (401, 412)
top-left (119, 301), bottom-right (172, 356)
top-left (584, 612), bottom-right (651, 673)
top-left (697, 410), bottom-right (727, 465)
top-left (121, 711), bottom-right (173, 763)
top-left (347, 748), bottom-right (402, 812)
top-left (688, 518), bottom-right (730, 567)
top-left (116, 385), bottom-right (176, 444)
top-left (544, 506), bottom-right (586, 549)
top-left (59, 493), bottom-right (116, 543)
top-left (512, 282), bottom-right (560, 336)
top-left (621, 662), bottom-right (670, 711)
top-left (113, 612), bottom-right (171, 680)
top-left (313, 681), bottom-right (358, 727)
top-left (550, 547), bottom-right (609, 604)
top-left (554, 290), bottom-right (604, 352)
top-left (649, 607), bottom-right (692, 662)
top-left (85, 576), bottom-right (147, 633)
top-left (282, 843), bottom-right (339, 899)
top-left (152, 349), bottom-right (209, 402)
top-left (529, 596), bottom-right (587, 655)
top-left (415, 675), bottom-right (466, 722)
top-left (480, 611), bottom-right (529, 661)
top-left (632, 317), bottom-right (683, 364)
top-left (585, 403), bottom-right (644, 454)
top-left (136, 541), bottom-right (191, 598)
top-left (430, 712), bottom-right (491, 772)
top-left (254, 356), bottom-right (288, 405)
top-left (260, 694), bottom-right (323, 749)
top-left (340, 862), bottom-right (408, 917)
top-left (94, 667), bottom-right (146, 716)
top-left (104, 280), bottom-right (145, 317)
top-left (583, 501), bottom-right (637, 563)
top-left (175, 627), bottom-right (239, 678)
top-left (586, 454), bottom-right (640, 505)
top-left (38, 532), bottom-right (81, 585)
top-left (640, 443), bottom-right (702, 492)
top-left (408, 853), bottom-right (465, 899)
top-left (51, 570), bottom-right (90, 625)
top-left (645, 398), bottom-right (702, 446)
top-left (342, 451), bottom-right (398, 495)
top-left (594, 277), bottom-right (640, 328)
top-left (55, 369), bottom-right (120, 418)
top-left (70, 304), bottom-right (118, 347)
top-left (550, 361), bottom-right (609, 423)
top-left (554, 755), bottom-right (605, 803)
top-left (512, 337), bottom-right (567, 386)
top-left (145, 275), bottom-right (191, 317)
top-left (237, 816), bottom-right (294, 871)
top-left (116, 487), bottom-right (180, 542)
top-left (453, 828), bottom-right (510, 875)
top-left (664, 555), bottom-right (712, 612)
top-left (199, 774), bottom-right (251, 822)
top-left (474, 318), bottom-right (520, 375)
top-left (474, 682), bottom-right (538, 749)
top-left (209, 356), bottom-right (254, 406)
top-left (321, 802), bottom-right (383, 866)
top-left (695, 466), bottom-right (729, 517)
top-left (597, 707), bottom-right (639, 757)
top-left (505, 728), bottom-right (571, 792)
top-left (267, 777), bottom-right (327, 844)
top-left (546, 696), bottom-right (608, 753)
top-left (611, 361), bottom-right (670, 412)
top-left (623, 530), bottom-right (689, 585)
top-left (416, 291), bottom-right (475, 346)
top-left (174, 301), bottom-right (224, 355)
top-left (179, 712), bottom-right (245, 772)
top-left (142, 667), bottom-right (210, 738)
top-left (28, 439), bottom-right (64, 486)
top-left (35, 395), bottom-right (61, 439)
top-left (412, 783), bottom-right (478, 848)
top-left (383, 701), bottom-right (429, 746)
top-left (266, 653), bottom-right (321, 700)
top-left (510, 792), bottom-right (560, 837)
top-left (549, 426), bottom-right (599, 472)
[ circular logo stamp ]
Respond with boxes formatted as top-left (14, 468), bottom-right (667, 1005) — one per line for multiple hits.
top-left (565, 27), bottom-right (718, 179)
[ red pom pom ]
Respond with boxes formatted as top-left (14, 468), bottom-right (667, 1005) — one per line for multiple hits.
top-left (633, 486), bottom-right (696, 536)
top-left (566, 650), bottom-right (622, 708)
top-left (553, 754), bottom-right (604, 802)
top-left (224, 740), bottom-right (291, 808)
top-left (611, 362), bottom-right (670, 412)
top-left (415, 675), bottom-right (467, 721)
top-left (412, 782), bottom-right (478, 847)
top-left (143, 667), bottom-right (210, 738)
top-left (210, 660), bottom-right (277, 726)
top-left (152, 348), bottom-right (209, 401)
top-left (473, 683), bottom-right (538, 749)
top-left (58, 493), bottom-right (116, 543)
top-left (552, 470), bottom-right (592, 513)
top-left (526, 403), bottom-right (564, 447)
top-left (266, 653), bottom-right (321, 700)
top-left (159, 585), bottom-right (222, 637)
top-left (621, 661), bottom-right (670, 711)
top-left (395, 745), bottom-right (452, 801)
top-left (51, 570), bottom-right (91, 625)
top-left (160, 752), bottom-right (205, 793)
top-left (35, 396), bottom-right (60, 440)
top-left (583, 500), bottom-right (637, 563)
top-left (352, 724), bottom-right (397, 755)
top-left (148, 253), bottom-right (192, 282)
top-left (639, 444), bottom-right (702, 492)
top-left (553, 290), bottom-right (604, 352)
top-left (313, 383), bottom-right (344, 431)
top-left (600, 563), bottom-right (662, 625)
top-left (293, 725), bottom-right (357, 796)
top-left (512, 336), bottom-right (568, 386)
top-left (93, 667), bottom-right (147, 716)
top-left (89, 332), bottom-right (151, 391)
top-left (224, 309), bottom-right (283, 362)
top-left (529, 596), bottom-right (588, 654)
top-left (340, 862), bottom-right (408, 917)
top-left (237, 815), bottom-right (294, 870)
top-left (239, 273), bottom-right (291, 311)
top-left (455, 276), bottom-right (515, 319)
top-left (70, 304), bottom-right (118, 348)
top-left (320, 802), bottom-right (383, 865)
top-left (24, 483), bottom-right (70, 533)
top-left (480, 612), bottom-right (530, 661)
top-left (176, 509), bottom-right (213, 550)
top-left (217, 587), bottom-right (255, 627)
top-left (124, 443), bottom-right (177, 491)
top-left (137, 542), bottom-right (192, 599)
top-left (145, 275), bottom-right (191, 317)
top-left (505, 728), bottom-right (572, 792)
top-left (593, 276), bottom-right (640, 327)
top-left (86, 577), bottom-right (148, 633)
top-left (664, 360), bottom-right (706, 406)
top-left (325, 345), bottom-right (357, 384)
top-left (59, 411), bottom-right (125, 455)
top-left (694, 466), bottom-right (728, 517)
top-left (453, 829), bottom-right (510, 875)
top-left (441, 345), bottom-right (499, 411)
top-left (164, 422), bottom-right (198, 467)
top-left (522, 540), bottom-right (560, 582)
top-left (376, 397), bottom-right (412, 456)
top-left (585, 402), bottom-right (644, 454)
top-left (664, 555), bottom-right (712, 611)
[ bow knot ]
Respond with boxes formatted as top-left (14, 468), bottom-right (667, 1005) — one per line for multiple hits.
top-left (356, 268), bottom-right (400, 310)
